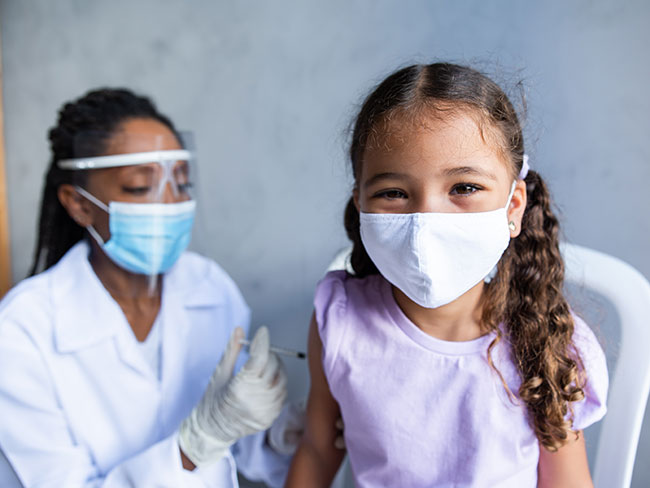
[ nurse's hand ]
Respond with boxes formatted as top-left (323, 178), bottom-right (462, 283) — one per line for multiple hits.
top-left (179, 326), bottom-right (287, 467)
top-left (267, 401), bottom-right (347, 455)
top-left (267, 400), bottom-right (305, 455)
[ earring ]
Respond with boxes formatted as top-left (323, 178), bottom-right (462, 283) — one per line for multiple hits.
top-left (508, 221), bottom-right (516, 231)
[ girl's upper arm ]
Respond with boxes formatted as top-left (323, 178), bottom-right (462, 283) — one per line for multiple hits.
top-left (285, 313), bottom-right (345, 487)
top-left (305, 312), bottom-right (345, 464)
top-left (537, 431), bottom-right (593, 488)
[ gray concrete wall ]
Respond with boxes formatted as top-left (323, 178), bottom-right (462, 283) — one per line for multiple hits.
top-left (1, 0), bottom-right (648, 486)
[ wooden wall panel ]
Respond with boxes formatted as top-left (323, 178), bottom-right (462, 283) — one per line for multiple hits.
top-left (0, 32), bottom-right (12, 296)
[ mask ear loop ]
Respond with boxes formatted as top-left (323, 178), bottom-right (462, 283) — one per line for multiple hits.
top-left (75, 186), bottom-right (109, 212)
top-left (505, 154), bottom-right (531, 210)
top-left (485, 182), bottom-right (517, 285)
top-left (75, 186), bottom-right (109, 246)
top-left (519, 154), bottom-right (530, 180)
top-left (488, 158), bottom-right (529, 284)
top-left (147, 274), bottom-right (159, 296)
top-left (505, 181), bottom-right (517, 209)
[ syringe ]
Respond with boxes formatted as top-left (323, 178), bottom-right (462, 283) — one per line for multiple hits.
top-left (239, 339), bottom-right (306, 360)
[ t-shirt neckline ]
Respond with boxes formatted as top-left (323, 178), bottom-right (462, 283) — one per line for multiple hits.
top-left (378, 274), bottom-right (495, 355)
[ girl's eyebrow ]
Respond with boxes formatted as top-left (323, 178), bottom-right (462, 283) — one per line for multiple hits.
top-left (444, 165), bottom-right (497, 180)
top-left (364, 166), bottom-right (497, 188)
top-left (363, 172), bottom-right (410, 189)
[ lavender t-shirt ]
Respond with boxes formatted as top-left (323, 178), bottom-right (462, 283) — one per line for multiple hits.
top-left (315, 270), bottom-right (608, 488)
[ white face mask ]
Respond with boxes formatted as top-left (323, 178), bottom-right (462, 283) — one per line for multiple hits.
top-left (359, 182), bottom-right (516, 309)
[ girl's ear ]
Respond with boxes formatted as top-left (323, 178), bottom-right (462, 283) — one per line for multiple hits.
top-left (507, 180), bottom-right (527, 238)
top-left (353, 187), bottom-right (360, 213)
top-left (57, 184), bottom-right (94, 227)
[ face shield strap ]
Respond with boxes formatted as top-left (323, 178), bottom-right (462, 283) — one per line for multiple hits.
top-left (57, 149), bottom-right (193, 170)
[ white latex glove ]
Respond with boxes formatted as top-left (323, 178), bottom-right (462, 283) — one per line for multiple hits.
top-left (267, 401), bottom-right (347, 455)
top-left (268, 401), bottom-right (306, 455)
top-left (179, 326), bottom-right (288, 467)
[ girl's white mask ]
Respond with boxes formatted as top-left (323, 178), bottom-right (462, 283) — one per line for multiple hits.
top-left (359, 182), bottom-right (516, 309)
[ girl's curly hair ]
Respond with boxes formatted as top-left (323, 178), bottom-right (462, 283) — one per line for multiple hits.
top-left (344, 62), bottom-right (585, 451)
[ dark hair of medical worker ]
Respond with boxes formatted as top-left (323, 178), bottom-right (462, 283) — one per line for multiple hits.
top-left (343, 63), bottom-right (585, 451)
top-left (30, 88), bottom-right (179, 276)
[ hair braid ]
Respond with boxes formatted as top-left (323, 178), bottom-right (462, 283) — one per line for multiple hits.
top-left (344, 197), bottom-right (378, 277)
top-left (483, 169), bottom-right (585, 450)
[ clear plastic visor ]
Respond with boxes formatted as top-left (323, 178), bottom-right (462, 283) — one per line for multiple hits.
top-left (57, 130), bottom-right (196, 203)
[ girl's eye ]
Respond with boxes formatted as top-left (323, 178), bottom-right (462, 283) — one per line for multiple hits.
top-left (451, 183), bottom-right (481, 196)
top-left (375, 189), bottom-right (407, 200)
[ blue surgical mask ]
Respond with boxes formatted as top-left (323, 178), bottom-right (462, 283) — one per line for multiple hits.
top-left (76, 187), bottom-right (196, 275)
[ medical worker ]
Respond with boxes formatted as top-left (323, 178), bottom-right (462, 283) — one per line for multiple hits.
top-left (0, 88), bottom-right (297, 487)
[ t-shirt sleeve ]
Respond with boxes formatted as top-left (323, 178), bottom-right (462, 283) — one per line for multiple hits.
top-left (313, 270), bottom-right (349, 379)
top-left (570, 313), bottom-right (609, 431)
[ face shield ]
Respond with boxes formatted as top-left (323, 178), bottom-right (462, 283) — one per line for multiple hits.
top-left (57, 130), bottom-right (202, 294)
top-left (58, 130), bottom-right (196, 203)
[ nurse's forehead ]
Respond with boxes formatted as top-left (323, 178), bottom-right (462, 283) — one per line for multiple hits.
top-left (103, 119), bottom-right (181, 154)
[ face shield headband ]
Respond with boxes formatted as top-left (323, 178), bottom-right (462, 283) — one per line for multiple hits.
top-left (58, 149), bottom-right (194, 200)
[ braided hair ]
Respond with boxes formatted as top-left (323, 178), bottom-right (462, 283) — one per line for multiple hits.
top-left (30, 88), bottom-right (178, 275)
top-left (344, 63), bottom-right (585, 451)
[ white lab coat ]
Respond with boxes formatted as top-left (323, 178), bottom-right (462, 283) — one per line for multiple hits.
top-left (0, 241), bottom-right (290, 487)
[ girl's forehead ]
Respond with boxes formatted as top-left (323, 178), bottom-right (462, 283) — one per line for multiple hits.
top-left (362, 110), bottom-right (511, 178)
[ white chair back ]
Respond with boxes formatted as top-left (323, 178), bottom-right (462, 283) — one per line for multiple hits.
top-left (562, 243), bottom-right (650, 488)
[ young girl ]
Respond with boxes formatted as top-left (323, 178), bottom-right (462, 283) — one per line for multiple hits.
top-left (286, 63), bottom-right (608, 487)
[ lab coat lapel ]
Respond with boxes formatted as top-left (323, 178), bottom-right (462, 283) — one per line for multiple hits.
top-left (53, 242), bottom-right (121, 352)
top-left (53, 241), bottom-right (158, 381)
top-left (157, 268), bottom-right (206, 437)
top-left (159, 285), bottom-right (190, 397)
top-left (113, 326), bottom-right (160, 383)
top-left (156, 254), bottom-right (227, 434)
